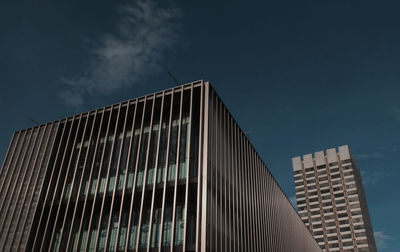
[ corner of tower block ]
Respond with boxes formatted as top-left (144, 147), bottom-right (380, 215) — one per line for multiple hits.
top-left (292, 156), bottom-right (302, 171)
top-left (338, 145), bottom-right (351, 160)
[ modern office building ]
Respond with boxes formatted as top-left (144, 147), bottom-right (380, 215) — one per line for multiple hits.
top-left (0, 80), bottom-right (321, 252)
top-left (292, 145), bottom-right (377, 252)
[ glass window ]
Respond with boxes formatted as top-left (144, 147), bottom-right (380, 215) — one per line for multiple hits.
top-left (157, 95), bottom-right (171, 184)
top-left (136, 125), bottom-right (150, 188)
top-left (168, 119), bottom-right (179, 182)
top-left (174, 204), bottom-right (185, 246)
top-left (162, 206), bottom-right (172, 246)
top-left (178, 116), bottom-right (190, 180)
top-left (139, 208), bottom-right (151, 248)
top-left (146, 123), bottom-right (159, 185)
top-left (127, 128), bottom-right (140, 188)
top-left (127, 102), bottom-right (144, 189)
top-left (128, 210), bottom-right (139, 250)
top-left (108, 213), bottom-right (119, 251)
top-left (118, 211), bottom-right (128, 251)
top-left (151, 208), bottom-right (162, 248)
top-left (97, 213), bottom-right (109, 251)
top-left (88, 219), bottom-right (98, 251)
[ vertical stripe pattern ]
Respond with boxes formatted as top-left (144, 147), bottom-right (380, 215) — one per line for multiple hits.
top-left (0, 122), bottom-right (59, 251)
top-left (0, 80), bottom-right (320, 251)
top-left (205, 83), bottom-right (321, 252)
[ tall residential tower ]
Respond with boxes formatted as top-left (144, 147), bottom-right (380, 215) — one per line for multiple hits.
top-left (292, 145), bottom-right (376, 252)
top-left (0, 80), bottom-right (321, 251)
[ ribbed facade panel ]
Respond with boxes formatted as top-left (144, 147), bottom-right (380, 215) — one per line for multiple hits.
top-left (0, 122), bottom-right (59, 251)
top-left (204, 85), bottom-right (321, 252)
top-left (20, 82), bottom-right (204, 252)
top-left (0, 80), bottom-right (321, 251)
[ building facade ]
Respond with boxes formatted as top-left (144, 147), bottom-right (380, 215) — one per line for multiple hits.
top-left (292, 145), bottom-right (377, 252)
top-left (0, 80), bottom-right (321, 252)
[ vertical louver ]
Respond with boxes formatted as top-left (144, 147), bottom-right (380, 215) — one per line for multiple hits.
top-left (0, 80), bottom-right (321, 251)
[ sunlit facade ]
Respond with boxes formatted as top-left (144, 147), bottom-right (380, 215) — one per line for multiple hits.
top-left (292, 145), bottom-right (377, 252)
top-left (0, 80), bottom-right (321, 251)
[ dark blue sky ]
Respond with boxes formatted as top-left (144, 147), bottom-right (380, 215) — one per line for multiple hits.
top-left (1, 1), bottom-right (399, 250)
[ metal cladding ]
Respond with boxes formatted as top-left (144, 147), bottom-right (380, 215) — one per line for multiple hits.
top-left (0, 80), bottom-right (321, 252)
top-left (204, 85), bottom-right (321, 252)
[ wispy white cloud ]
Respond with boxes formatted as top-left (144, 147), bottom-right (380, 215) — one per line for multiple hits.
top-left (361, 170), bottom-right (385, 186)
top-left (354, 152), bottom-right (384, 160)
top-left (59, 0), bottom-right (181, 107)
top-left (374, 231), bottom-right (393, 249)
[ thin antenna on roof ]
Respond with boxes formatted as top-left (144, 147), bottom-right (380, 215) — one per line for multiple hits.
top-left (167, 71), bottom-right (180, 86)
top-left (29, 118), bottom-right (40, 126)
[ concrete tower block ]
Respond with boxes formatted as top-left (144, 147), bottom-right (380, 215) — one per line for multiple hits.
top-left (303, 154), bottom-right (313, 169)
top-left (326, 148), bottom-right (338, 163)
top-left (338, 145), bottom-right (351, 161)
top-left (314, 151), bottom-right (325, 166)
top-left (292, 156), bottom-right (302, 171)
